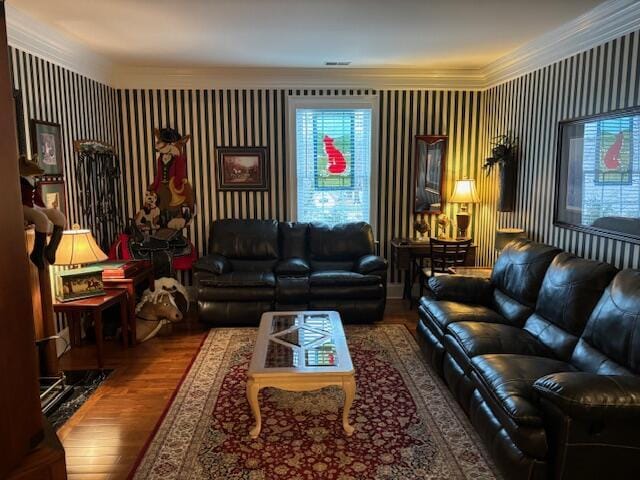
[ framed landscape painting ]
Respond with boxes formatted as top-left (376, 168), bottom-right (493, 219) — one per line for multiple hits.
top-left (30, 120), bottom-right (63, 176)
top-left (37, 180), bottom-right (67, 217)
top-left (216, 147), bottom-right (269, 191)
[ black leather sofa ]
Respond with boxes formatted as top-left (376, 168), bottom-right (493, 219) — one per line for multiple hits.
top-left (194, 219), bottom-right (387, 325)
top-left (418, 238), bottom-right (640, 479)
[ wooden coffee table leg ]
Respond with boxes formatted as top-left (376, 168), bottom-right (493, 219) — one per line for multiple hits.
top-left (342, 376), bottom-right (356, 436)
top-left (93, 310), bottom-right (104, 369)
top-left (246, 378), bottom-right (262, 438)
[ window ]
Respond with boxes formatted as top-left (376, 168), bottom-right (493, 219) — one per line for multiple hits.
top-left (288, 97), bottom-right (378, 226)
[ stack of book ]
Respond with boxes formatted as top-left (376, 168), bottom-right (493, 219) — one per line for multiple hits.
top-left (101, 260), bottom-right (149, 279)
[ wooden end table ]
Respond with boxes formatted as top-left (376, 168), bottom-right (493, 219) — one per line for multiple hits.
top-left (247, 311), bottom-right (356, 438)
top-left (53, 289), bottom-right (129, 368)
top-left (102, 266), bottom-right (154, 345)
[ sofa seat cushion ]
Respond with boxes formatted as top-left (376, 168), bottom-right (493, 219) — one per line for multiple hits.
top-left (309, 271), bottom-right (380, 287)
top-left (199, 271), bottom-right (276, 288)
top-left (446, 322), bottom-right (553, 372)
top-left (419, 297), bottom-right (507, 336)
top-left (472, 354), bottom-right (576, 427)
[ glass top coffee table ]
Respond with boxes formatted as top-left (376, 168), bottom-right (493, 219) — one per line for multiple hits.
top-left (247, 311), bottom-right (356, 438)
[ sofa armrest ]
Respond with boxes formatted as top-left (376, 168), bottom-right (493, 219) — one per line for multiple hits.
top-left (427, 275), bottom-right (492, 305)
top-left (275, 257), bottom-right (310, 276)
top-left (534, 373), bottom-right (640, 419)
top-left (193, 254), bottom-right (231, 275)
top-left (355, 254), bottom-right (388, 275)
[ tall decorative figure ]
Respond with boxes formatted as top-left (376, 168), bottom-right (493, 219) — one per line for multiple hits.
top-left (147, 128), bottom-right (194, 230)
top-left (20, 155), bottom-right (66, 268)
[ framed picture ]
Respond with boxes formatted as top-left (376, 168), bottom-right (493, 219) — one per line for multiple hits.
top-left (37, 180), bottom-right (67, 217)
top-left (30, 120), bottom-right (63, 175)
top-left (216, 147), bottom-right (269, 191)
top-left (554, 105), bottom-right (640, 243)
top-left (414, 135), bottom-right (447, 214)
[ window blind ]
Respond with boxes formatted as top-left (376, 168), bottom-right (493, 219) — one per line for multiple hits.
top-left (295, 108), bottom-right (372, 225)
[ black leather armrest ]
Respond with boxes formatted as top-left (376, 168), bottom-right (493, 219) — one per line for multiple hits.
top-left (427, 275), bottom-right (492, 305)
top-left (534, 373), bottom-right (640, 419)
top-left (193, 254), bottom-right (231, 275)
top-left (355, 254), bottom-right (388, 274)
top-left (275, 258), bottom-right (310, 276)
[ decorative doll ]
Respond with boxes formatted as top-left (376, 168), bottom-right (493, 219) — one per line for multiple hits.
top-left (20, 155), bottom-right (66, 269)
top-left (148, 128), bottom-right (194, 230)
top-left (436, 213), bottom-right (450, 239)
top-left (134, 190), bottom-right (161, 232)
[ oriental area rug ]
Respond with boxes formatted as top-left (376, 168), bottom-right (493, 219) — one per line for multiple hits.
top-left (131, 325), bottom-right (498, 480)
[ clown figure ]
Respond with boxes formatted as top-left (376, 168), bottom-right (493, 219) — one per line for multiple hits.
top-left (20, 155), bottom-right (66, 269)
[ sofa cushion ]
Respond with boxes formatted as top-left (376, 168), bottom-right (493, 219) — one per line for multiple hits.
top-left (419, 297), bottom-right (507, 336)
top-left (572, 269), bottom-right (640, 375)
top-left (208, 219), bottom-right (279, 259)
top-left (472, 354), bottom-right (576, 427)
top-left (275, 258), bottom-right (310, 276)
top-left (198, 271), bottom-right (276, 288)
top-left (521, 253), bottom-right (618, 361)
top-left (309, 222), bottom-right (374, 260)
top-left (491, 239), bottom-right (561, 309)
top-left (309, 271), bottom-right (380, 287)
top-left (279, 222), bottom-right (308, 258)
top-left (446, 322), bottom-right (552, 372)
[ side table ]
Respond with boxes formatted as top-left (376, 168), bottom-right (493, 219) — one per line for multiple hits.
top-left (53, 289), bottom-right (129, 368)
top-left (102, 266), bottom-right (154, 345)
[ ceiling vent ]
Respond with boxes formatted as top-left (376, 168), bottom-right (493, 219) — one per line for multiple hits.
top-left (325, 61), bottom-right (351, 66)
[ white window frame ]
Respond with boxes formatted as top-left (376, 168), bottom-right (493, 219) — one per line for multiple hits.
top-left (286, 95), bottom-right (379, 232)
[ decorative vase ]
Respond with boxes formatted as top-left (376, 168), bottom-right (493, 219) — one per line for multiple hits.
top-left (497, 160), bottom-right (517, 212)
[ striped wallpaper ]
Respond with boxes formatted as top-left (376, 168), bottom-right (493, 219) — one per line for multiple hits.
top-left (9, 46), bottom-right (120, 241)
top-left (117, 89), bottom-right (484, 282)
top-left (11, 27), bottom-right (640, 282)
top-left (477, 29), bottom-right (640, 269)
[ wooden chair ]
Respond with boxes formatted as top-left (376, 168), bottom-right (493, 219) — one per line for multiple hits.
top-left (419, 238), bottom-right (472, 299)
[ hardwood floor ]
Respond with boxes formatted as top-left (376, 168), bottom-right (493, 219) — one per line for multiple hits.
top-left (56, 300), bottom-right (418, 479)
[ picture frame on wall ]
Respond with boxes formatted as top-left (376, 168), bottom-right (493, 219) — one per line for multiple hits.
top-left (30, 119), bottom-right (63, 176)
top-left (414, 135), bottom-right (447, 214)
top-left (37, 180), bottom-right (67, 217)
top-left (216, 147), bottom-right (269, 191)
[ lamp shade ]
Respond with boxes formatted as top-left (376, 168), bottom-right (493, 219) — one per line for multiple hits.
top-left (495, 228), bottom-right (526, 251)
top-left (450, 179), bottom-right (480, 204)
top-left (54, 228), bottom-right (108, 265)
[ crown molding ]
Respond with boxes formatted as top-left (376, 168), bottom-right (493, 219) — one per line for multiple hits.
top-left (4, 0), bottom-right (640, 91)
top-left (5, 3), bottom-right (113, 85)
top-left (483, 0), bottom-right (640, 87)
top-left (108, 64), bottom-right (486, 90)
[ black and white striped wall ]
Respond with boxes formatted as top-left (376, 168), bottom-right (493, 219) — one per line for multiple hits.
top-left (9, 46), bottom-right (120, 233)
top-left (117, 89), bottom-right (484, 282)
top-left (477, 29), bottom-right (640, 269)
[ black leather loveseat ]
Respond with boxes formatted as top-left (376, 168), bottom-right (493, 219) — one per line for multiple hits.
top-left (194, 219), bottom-right (387, 326)
top-left (418, 238), bottom-right (640, 479)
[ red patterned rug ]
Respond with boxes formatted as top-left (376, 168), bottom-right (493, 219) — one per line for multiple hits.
top-left (131, 325), bottom-right (498, 479)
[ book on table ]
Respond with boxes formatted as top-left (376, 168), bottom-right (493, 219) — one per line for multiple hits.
top-left (100, 260), bottom-right (149, 279)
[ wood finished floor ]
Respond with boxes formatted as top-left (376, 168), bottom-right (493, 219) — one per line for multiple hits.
top-left (56, 300), bottom-right (418, 480)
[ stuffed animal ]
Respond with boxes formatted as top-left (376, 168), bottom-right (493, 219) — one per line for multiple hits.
top-left (134, 190), bottom-right (161, 231)
top-left (146, 277), bottom-right (190, 313)
top-left (135, 291), bottom-right (183, 343)
top-left (20, 155), bottom-right (66, 269)
top-left (148, 128), bottom-right (194, 230)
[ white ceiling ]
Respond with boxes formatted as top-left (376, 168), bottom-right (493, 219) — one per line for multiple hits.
top-left (7, 0), bottom-right (606, 70)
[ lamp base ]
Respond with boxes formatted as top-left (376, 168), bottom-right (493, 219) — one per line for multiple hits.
top-left (456, 213), bottom-right (471, 239)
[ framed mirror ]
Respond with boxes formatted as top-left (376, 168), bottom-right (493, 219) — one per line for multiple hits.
top-left (555, 106), bottom-right (640, 242)
top-left (414, 135), bottom-right (447, 214)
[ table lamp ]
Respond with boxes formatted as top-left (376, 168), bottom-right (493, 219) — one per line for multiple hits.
top-left (54, 225), bottom-right (108, 301)
top-left (450, 178), bottom-right (480, 238)
top-left (495, 228), bottom-right (526, 251)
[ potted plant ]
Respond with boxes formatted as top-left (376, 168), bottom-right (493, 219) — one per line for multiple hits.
top-left (483, 133), bottom-right (518, 212)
